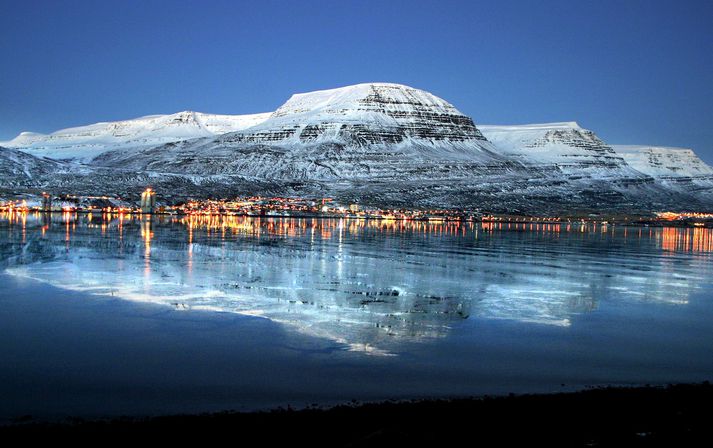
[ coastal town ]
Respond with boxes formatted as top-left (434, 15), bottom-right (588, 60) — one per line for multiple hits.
top-left (1, 188), bottom-right (712, 226)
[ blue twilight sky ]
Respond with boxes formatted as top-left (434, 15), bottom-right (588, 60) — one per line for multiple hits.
top-left (1, 0), bottom-right (712, 162)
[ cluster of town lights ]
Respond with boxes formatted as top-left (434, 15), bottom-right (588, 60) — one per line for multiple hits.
top-left (0, 189), bottom-right (712, 225)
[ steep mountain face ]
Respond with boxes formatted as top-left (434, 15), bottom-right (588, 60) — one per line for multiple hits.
top-left (612, 145), bottom-right (713, 196)
top-left (0, 111), bottom-right (271, 162)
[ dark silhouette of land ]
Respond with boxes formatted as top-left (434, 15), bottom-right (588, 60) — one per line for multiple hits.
top-left (3, 383), bottom-right (711, 446)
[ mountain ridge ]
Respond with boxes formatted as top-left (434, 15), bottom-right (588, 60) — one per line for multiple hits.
top-left (0, 110), bottom-right (272, 162)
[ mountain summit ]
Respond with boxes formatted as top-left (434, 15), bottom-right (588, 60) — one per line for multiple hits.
top-left (219, 83), bottom-right (489, 150)
top-left (268, 82), bottom-right (486, 142)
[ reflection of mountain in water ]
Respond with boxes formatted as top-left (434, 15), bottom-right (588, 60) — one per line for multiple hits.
top-left (2, 213), bottom-right (712, 354)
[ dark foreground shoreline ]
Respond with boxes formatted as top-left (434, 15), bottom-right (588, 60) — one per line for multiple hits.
top-left (3, 383), bottom-right (712, 446)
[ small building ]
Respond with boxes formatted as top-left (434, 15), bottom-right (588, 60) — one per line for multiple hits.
top-left (41, 193), bottom-right (52, 212)
top-left (140, 188), bottom-right (156, 214)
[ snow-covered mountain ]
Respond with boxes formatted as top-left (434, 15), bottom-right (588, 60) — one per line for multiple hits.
top-left (88, 84), bottom-right (689, 213)
top-left (476, 122), bottom-right (691, 210)
top-left (92, 83), bottom-right (512, 181)
top-left (0, 111), bottom-right (271, 162)
top-left (479, 122), bottom-right (636, 175)
top-left (239, 82), bottom-right (489, 147)
top-left (2, 83), bottom-right (712, 213)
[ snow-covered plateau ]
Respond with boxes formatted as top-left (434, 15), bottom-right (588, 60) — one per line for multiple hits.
top-left (612, 145), bottom-right (713, 196)
top-left (2, 83), bottom-right (712, 214)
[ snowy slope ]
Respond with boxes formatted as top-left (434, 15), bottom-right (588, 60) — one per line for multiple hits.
top-left (479, 122), bottom-right (633, 174)
top-left (612, 145), bottom-right (713, 195)
top-left (1, 111), bottom-right (271, 161)
top-left (612, 145), bottom-right (713, 177)
top-left (0, 146), bottom-right (67, 186)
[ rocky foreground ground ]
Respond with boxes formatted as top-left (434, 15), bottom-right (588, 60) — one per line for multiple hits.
top-left (3, 383), bottom-right (711, 446)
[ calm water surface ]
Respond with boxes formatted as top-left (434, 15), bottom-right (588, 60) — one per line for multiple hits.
top-left (1, 212), bottom-right (712, 418)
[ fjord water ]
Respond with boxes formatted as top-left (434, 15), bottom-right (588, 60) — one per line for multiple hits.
top-left (1, 213), bottom-right (713, 419)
